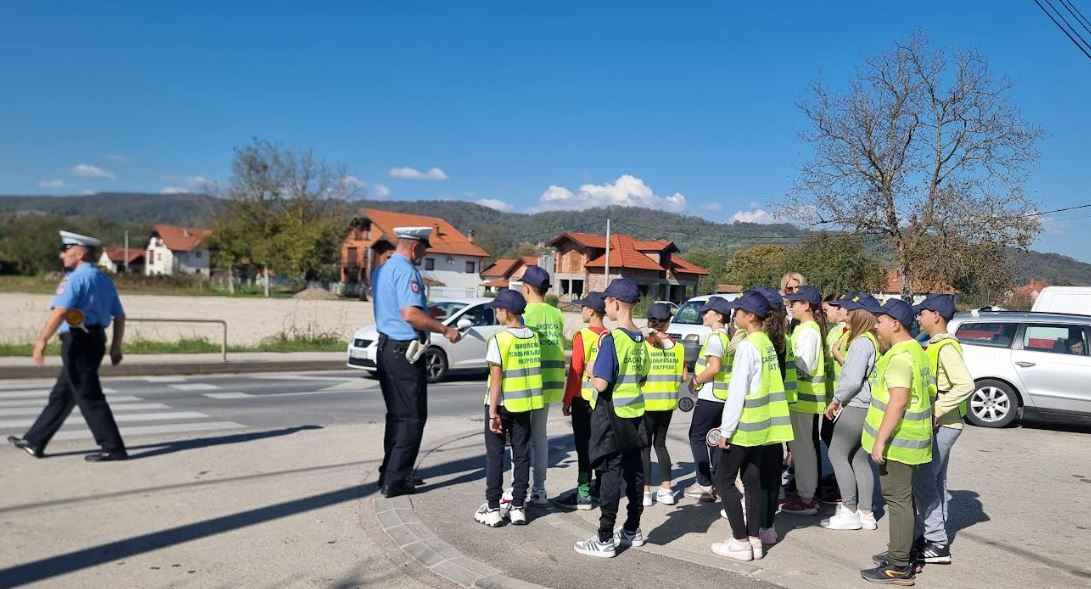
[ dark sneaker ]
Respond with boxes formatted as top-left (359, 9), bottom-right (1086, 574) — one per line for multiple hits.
top-left (861, 563), bottom-right (916, 585)
top-left (919, 541), bottom-right (951, 564)
top-left (872, 552), bottom-right (923, 573)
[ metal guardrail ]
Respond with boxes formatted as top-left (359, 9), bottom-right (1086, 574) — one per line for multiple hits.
top-left (127, 318), bottom-right (228, 362)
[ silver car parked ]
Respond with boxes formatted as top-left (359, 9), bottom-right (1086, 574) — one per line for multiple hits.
top-left (947, 311), bottom-right (1091, 427)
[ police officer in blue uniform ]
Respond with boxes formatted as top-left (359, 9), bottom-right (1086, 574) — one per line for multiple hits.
top-left (7, 231), bottom-right (129, 461)
top-left (374, 226), bottom-right (462, 497)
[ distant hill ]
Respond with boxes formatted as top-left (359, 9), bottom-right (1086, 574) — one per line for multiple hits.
top-left (0, 192), bottom-right (224, 226)
top-left (2, 193), bottom-right (1089, 285)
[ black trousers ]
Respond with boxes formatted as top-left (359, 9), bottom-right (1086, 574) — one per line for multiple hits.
top-left (759, 444), bottom-right (784, 529)
top-left (24, 329), bottom-right (125, 453)
top-left (376, 335), bottom-right (428, 489)
top-left (570, 397), bottom-right (592, 480)
top-left (484, 405), bottom-right (532, 508)
top-left (714, 444), bottom-right (764, 540)
top-left (688, 399), bottom-right (724, 487)
top-left (595, 446), bottom-right (644, 541)
top-left (642, 410), bottom-right (673, 484)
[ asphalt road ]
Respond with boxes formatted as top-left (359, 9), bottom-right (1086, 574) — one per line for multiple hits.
top-left (0, 370), bottom-right (489, 447)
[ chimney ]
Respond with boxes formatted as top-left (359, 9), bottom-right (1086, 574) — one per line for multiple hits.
top-left (467, 229), bottom-right (475, 243)
top-left (183, 228), bottom-right (190, 237)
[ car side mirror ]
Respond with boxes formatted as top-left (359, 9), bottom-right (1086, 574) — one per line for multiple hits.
top-left (457, 318), bottom-right (472, 331)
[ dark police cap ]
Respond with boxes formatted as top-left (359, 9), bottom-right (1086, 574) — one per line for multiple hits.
top-left (603, 278), bottom-right (641, 304)
top-left (783, 284), bottom-right (822, 307)
top-left (913, 293), bottom-right (957, 321)
top-left (647, 302), bottom-right (674, 322)
top-left (487, 288), bottom-right (527, 314)
top-left (573, 291), bottom-right (607, 314)
top-left (521, 266), bottom-right (551, 289)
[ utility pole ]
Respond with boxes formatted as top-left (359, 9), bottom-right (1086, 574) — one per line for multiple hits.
top-left (123, 230), bottom-right (129, 273)
top-left (603, 218), bottom-right (611, 286)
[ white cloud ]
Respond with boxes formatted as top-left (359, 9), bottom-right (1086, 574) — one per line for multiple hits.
top-left (730, 207), bottom-right (779, 224)
top-left (389, 166), bottom-right (448, 181)
top-left (103, 154), bottom-right (131, 163)
top-left (340, 175), bottom-right (366, 189)
top-left (476, 198), bottom-right (514, 212)
top-left (185, 175), bottom-right (209, 187)
top-left (372, 184), bottom-right (391, 199)
top-left (38, 179), bottom-right (66, 189)
top-left (536, 174), bottom-right (687, 213)
top-left (69, 164), bottom-right (116, 180)
top-left (161, 186), bottom-right (189, 194)
top-left (698, 202), bottom-right (723, 212)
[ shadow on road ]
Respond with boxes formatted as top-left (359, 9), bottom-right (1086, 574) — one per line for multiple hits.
top-left (43, 425), bottom-right (325, 460)
top-left (947, 489), bottom-right (989, 542)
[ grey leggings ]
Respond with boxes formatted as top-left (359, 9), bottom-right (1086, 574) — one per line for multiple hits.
top-left (828, 406), bottom-right (874, 511)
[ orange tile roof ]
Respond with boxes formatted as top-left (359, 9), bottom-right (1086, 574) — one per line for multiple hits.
top-left (102, 247), bottom-right (144, 264)
top-left (881, 269), bottom-right (957, 294)
top-left (716, 283), bottom-right (744, 293)
top-left (151, 224), bottom-right (212, 252)
top-left (1012, 278), bottom-right (1049, 298)
top-left (482, 277), bottom-right (511, 288)
top-left (357, 209), bottom-right (489, 258)
top-left (482, 258), bottom-right (520, 278)
top-left (584, 234), bottom-right (665, 271)
top-left (521, 256), bottom-right (540, 266)
top-left (670, 255), bottom-right (710, 276)
top-left (556, 232), bottom-right (677, 253)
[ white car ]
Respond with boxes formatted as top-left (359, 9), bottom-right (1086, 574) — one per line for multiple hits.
top-left (347, 298), bottom-right (504, 382)
top-left (947, 310), bottom-right (1091, 427)
top-left (667, 293), bottom-right (740, 367)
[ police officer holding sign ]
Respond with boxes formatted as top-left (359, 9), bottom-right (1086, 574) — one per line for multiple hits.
top-left (7, 231), bottom-right (129, 461)
top-left (373, 226), bottom-right (462, 497)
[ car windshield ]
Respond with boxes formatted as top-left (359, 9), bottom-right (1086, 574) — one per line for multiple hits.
top-left (672, 300), bottom-right (705, 325)
top-left (427, 302), bottom-right (468, 321)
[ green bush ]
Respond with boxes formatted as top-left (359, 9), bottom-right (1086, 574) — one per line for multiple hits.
top-left (545, 294), bottom-right (560, 308)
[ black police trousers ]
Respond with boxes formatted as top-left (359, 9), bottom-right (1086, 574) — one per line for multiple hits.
top-left (376, 334), bottom-right (428, 490)
top-left (24, 328), bottom-right (126, 453)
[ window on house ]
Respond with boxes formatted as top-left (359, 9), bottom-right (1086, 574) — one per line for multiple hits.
top-left (465, 261), bottom-right (475, 273)
top-left (347, 247), bottom-right (358, 266)
top-left (157, 252), bottom-right (162, 262)
top-left (194, 250), bottom-right (202, 259)
top-left (424, 258), bottom-right (435, 271)
top-left (446, 257), bottom-right (454, 265)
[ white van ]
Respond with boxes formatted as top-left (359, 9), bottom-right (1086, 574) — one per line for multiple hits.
top-left (1031, 286), bottom-right (1091, 316)
top-left (666, 293), bottom-right (740, 367)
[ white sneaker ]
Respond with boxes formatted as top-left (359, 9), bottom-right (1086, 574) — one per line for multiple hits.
top-left (684, 484), bottom-right (716, 502)
top-left (574, 536), bottom-right (616, 558)
top-left (500, 488), bottom-right (513, 519)
top-left (613, 527), bottom-right (646, 547)
top-left (711, 537), bottom-right (753, 561)
top-left (576, 494), bottom-right (594, 511)
top-left (759, 527), bottom-right (778, 545)
top-left (529, 487), bottom-right (549, 506)
top-left (509, 506), bottom-right (527, 525)
top-left (473, 503), bottom-right (503, 527)
top-left (642, 491), bottom-right (654, 507)
top-left (820, 504), bottom-right (862, 530)
top-left (656, 488), bottom-right (676, 505)
top-left (859, 511), bottom-right (878, 530)
top-left (749, 537), bottom-right (764, 560)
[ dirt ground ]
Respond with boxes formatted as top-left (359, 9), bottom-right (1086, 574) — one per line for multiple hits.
top-left (0, 293), bottom-right (595, 346)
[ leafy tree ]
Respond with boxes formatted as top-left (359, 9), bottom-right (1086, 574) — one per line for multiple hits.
top-left (784, 234), bottom-right (884, 296)
top-left (727, 244), bottom-right (789, 289)
top-left (778, 35), bottom-right (1043, 300)
top-left (683, 247), bottom-right (729, 293)
top-left (2, 215), bottom-right (70, 274)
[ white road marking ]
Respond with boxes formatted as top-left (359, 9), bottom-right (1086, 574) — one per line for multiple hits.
top-left (318, 380), bottom-right (380, 391)
top-left (253, 374), bottom-right (360, 382)
top-left (51, 421), bottom-right (246, 441)
top-left (142, 376), bottom-right (187, 383)
top-left (202, 389), bottom-right (371, 400)
top-left (0, 411), bottom-right (209, 428)
top-left (168, 383), bottom-right (221, 391)
top-left (0, 403), bottom-right (170, 417)
top-left (0, 387), bottom-right (118, 400)
top-left (0, 381), bottom-right (54, 390)
top-left (0, 395), bottom-right (143, 408)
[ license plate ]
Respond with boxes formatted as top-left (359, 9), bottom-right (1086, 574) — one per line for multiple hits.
top-left (350, 349), bottom-right (370, 360)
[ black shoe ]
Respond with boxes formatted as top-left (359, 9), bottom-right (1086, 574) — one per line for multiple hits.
top-left (861, 563), bottom-right (916, 585)
top-left (7, 436), bottom-right (43, 458)
top-left (919, 540), bottom-right (951, 564)
top-left (381, 484), bottom-right (416, 498)
top-left (84, 450), bottom-right (129, 462)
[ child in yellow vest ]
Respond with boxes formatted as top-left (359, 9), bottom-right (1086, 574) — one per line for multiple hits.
top-left (711, 291), bottom-right (794, 562)
top-left (860, 298), bottom-right (934, 585)
top-left (519, 266), bottom-right (566, 506)
top-left (475, 289), bottom-right (544, 527)
top-left (911, 294), bottom-right (974, 565)
top-left (559, 292), bottom-right (609, 510)
top-left (574, 279), bottom-right (650, 559)
top-left (684, 296), bottom-right (737, 502)
top-left (641, 302), bottom-right (687, 506)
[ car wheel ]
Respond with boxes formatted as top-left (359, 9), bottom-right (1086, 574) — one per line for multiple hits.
top-left (423, 348), bottom-right (448, 383)
top-left (966, 379), bottom-right (1020, 428)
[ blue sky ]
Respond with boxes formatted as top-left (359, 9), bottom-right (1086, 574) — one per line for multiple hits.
top-left (1, 1), bottom-right (1089, 260)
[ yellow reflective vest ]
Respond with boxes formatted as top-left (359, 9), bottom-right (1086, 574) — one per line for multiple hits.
top-left (484, 330), bottom-right (545, 413)
top-left (861, 339), bottom-right (934, 465)
top-left (643, 337), bottom-right (685, 411)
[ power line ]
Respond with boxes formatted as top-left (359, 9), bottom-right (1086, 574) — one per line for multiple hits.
top-left (1058, 0), bottom-right (1091, 37)
top-left (1034, 0), bottom-right (1091, 61)
top-left (1023, 202), bottom-right (1091, 217)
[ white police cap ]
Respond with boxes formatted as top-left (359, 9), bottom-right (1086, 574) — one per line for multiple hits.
top-left (393, 226), bottom-right (432, 244)
top-left (59, 230), bottom-right (101, 248)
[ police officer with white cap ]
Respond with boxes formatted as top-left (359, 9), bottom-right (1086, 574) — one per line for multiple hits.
top-left (373, 226), bottom-right (462, 497)
top-left (8, 231), bottom-right (129, 461)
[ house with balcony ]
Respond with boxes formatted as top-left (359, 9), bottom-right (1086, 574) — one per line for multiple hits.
top-left (547, 231), bottom-right (709, 302)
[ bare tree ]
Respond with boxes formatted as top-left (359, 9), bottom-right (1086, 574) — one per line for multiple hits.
top-left (777, 35), bottom-right (1044, 300)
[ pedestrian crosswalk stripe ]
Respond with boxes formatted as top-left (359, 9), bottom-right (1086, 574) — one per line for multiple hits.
top-left (169, 383), bottom-right (221, 391)
top-left (51, 421), bottom-right (246, 441)
top-left (142, 376), bottom-right (187, 383)
top-left (0, 411), bottom-right (210, 429)
top-left (0, 403), bottom-right (170, 417)
top-left (0, 395), bottom-right (143, 408)
top-left (0, 388), bottom-right (118, 400)
top-left (203, 389), bottom-right (368, 400)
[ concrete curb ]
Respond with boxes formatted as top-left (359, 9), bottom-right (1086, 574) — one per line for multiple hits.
top-left (0, 360), bottom-right (348, 379)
